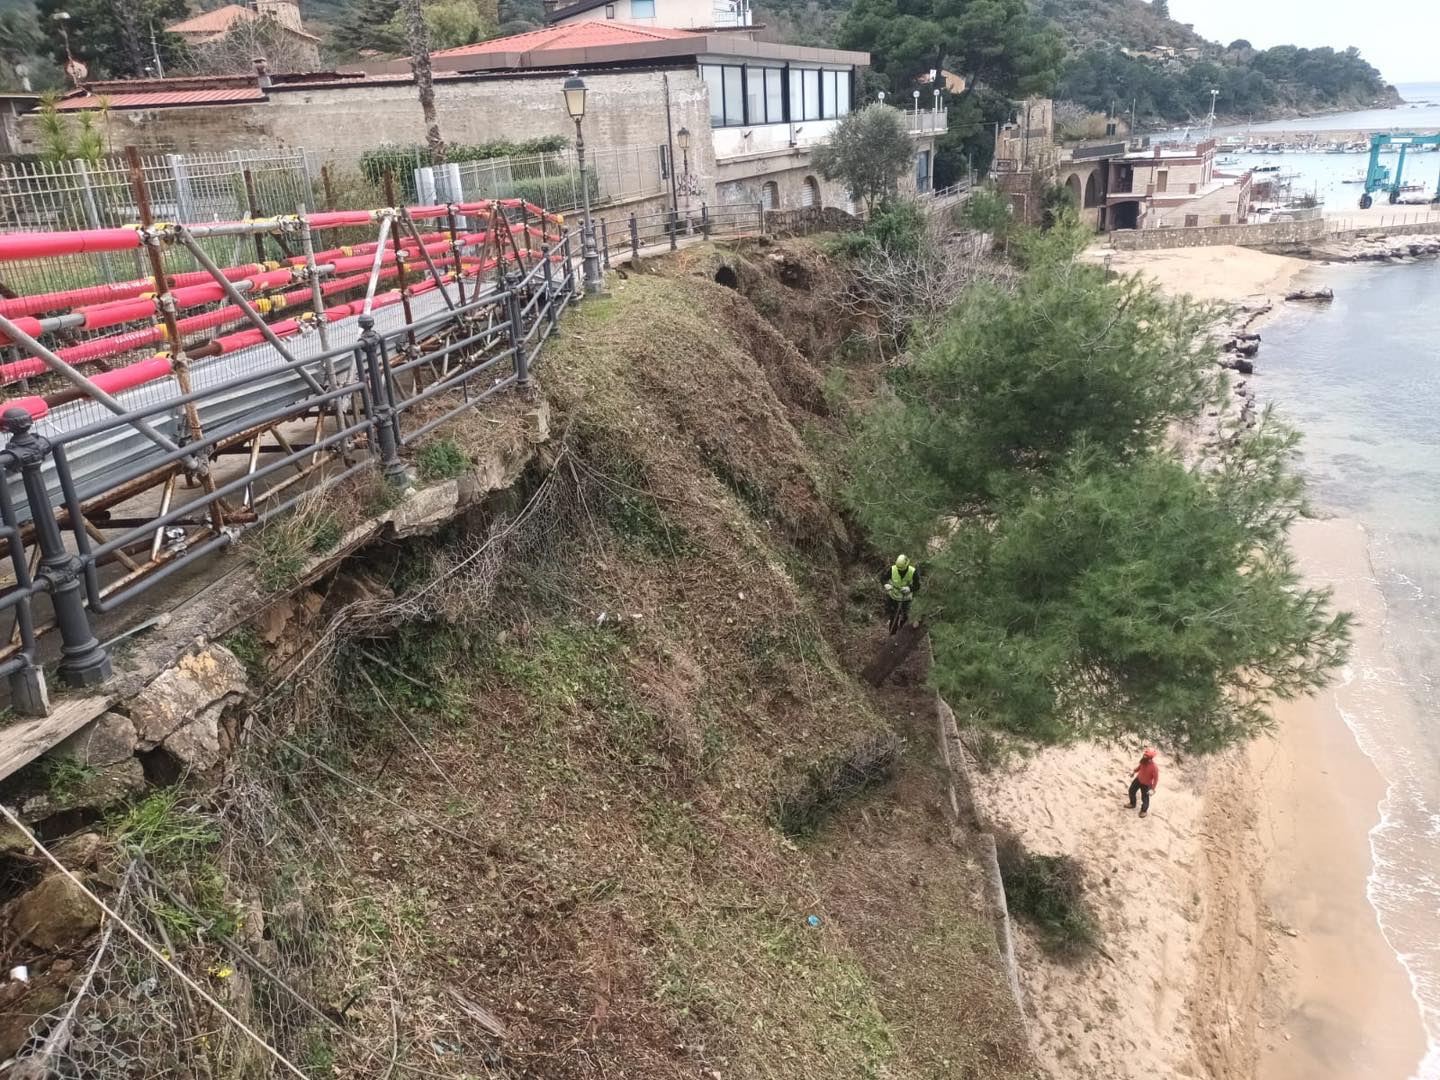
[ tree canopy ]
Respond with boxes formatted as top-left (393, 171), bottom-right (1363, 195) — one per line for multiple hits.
top-left (846, 220), bottom-right (1350, 753)
top-left (811, 104), bottom-right (916, 215)
top-left (838, 0), bottom-right (1063, 98)
top-left (1056, 42), bottom-right (1393, 125)
top-left (35, 0), bottom-right (187, 78)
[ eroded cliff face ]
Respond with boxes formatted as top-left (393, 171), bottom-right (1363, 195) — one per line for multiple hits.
top-left (0, 241), bottom-right (1037, 1080)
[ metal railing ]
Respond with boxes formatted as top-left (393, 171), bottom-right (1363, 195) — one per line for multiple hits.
top-left (588, 202), bottom-right (765, 264)
top-left (0, 166), bottom-right (581, 705)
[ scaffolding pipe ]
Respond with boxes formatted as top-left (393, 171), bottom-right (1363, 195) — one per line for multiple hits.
top-left (0, 313), bottom-right (182, 457)
top-left (174, 229), bottom-right (324, 395)
top-left (362, 214), bottom-right (395, 317)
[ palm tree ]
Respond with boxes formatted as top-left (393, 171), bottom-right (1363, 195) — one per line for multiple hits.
top-left (400, 0), bottom-right (446, 164)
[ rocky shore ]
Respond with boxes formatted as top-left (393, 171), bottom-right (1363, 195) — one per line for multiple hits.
top-left (1310, 230), bottom-right (1440, 263)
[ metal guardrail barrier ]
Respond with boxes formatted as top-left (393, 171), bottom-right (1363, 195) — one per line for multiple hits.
top-left (590, 202), bottom-right (765, 264)
top-left (0, 152), bottom-right (582, 708)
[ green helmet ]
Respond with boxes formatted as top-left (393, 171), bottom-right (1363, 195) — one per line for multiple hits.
top-left (895, 555), bottom-right (909, 569)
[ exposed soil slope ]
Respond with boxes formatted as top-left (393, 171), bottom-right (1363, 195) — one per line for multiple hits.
top-left (189, 245), bottom-right (1037, 1078)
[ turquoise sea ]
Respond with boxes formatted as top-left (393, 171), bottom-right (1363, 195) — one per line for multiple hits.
top-left (1259, 258), bottom-right (1440, 1080)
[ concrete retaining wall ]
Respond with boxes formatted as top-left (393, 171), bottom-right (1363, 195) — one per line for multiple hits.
top-left (932, 692), bottom-right (1027, 1024)
top-left (1108, 216), bottom-right (1325, 250)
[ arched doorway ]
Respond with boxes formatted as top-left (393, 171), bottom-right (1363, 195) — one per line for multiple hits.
top-left (761, 181), bottom-right (779, 210)
top-left (1083, 171), bottom-right (1099, 208)
top-left (1064, 173), bottom-right (1082, 207)
top-left (801, 176), bottom-right (820, 208)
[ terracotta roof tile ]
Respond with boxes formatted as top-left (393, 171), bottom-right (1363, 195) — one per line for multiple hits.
top-left (432, 20), bottom-right (699, 58)
top-left (56, 87), bottom-right (267, 110)
top-left (166, 4), bottom-right (321, 42)
top-left (166, 5), bottom-right (254, 34)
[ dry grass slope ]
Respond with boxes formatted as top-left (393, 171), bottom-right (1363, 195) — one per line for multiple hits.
top-left (190, 246), bottom-right (1034, 1079)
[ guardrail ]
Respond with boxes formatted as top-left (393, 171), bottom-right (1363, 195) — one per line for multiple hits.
top-left (589, 202), bottom-right (765, 263)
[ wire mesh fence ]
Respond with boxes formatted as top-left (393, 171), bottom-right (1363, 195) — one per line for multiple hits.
top-left (418, 143), bottom-right (667, 215)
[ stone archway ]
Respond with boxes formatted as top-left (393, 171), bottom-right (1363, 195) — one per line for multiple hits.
top-left (1084, 171), bottom-right (1100, 208)
top-left (1064, 173), bottom-right (1083, 207)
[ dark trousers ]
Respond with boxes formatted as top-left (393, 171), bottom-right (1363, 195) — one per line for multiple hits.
top-left (1128, 778), bottom-right (1152, 812)
top-left (885, 597), bottom-right (910, 634)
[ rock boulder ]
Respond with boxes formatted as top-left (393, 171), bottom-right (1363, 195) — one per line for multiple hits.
top-left (50, 710), bottom-right (137, 768)
top-left (10, 873), bottom-right (100, 949)
top-left (128, 645), bottom-right (248, 767)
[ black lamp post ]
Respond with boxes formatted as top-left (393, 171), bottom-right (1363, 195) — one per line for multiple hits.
top-left (563, 73), bottom-right (602, 296)
top-left (676, 125), bottom-right (691, 227)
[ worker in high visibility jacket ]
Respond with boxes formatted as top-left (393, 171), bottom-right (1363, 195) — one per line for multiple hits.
top-left (881, 554), bottom-right (920, 635)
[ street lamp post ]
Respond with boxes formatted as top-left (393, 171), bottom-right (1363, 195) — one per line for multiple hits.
top-left (676, 125), bottom-right (691, 231)
top-left (563, 73), bottom-right (603, 297)
top-left (52, 12), bottom-right (86, 89)
top-left (877, 90), bottom-right (886, 104)
top-left (933, 87), bottom-right (941, 116)
top-left (912, 88), bottom-right (920, 126)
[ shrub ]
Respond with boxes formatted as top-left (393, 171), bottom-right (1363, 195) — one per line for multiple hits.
top-left (994, 830), bottom-right (1097, 957)
top-left (502, 170), bottom-right (600, 212)
top-left (417, 438), bottom-right (470, 482)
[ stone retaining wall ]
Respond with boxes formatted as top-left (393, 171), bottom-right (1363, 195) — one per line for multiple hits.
top-left (1108, 216), bottom-right (1326, 250)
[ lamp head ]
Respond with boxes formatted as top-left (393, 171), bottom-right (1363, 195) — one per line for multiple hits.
top-left (676, 126), bottom-right (690, 151)
top-left (563, 73), bottom-right (587, 121)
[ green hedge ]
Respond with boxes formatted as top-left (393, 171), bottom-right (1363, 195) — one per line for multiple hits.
top-left (502, 170), bottom-right (599, 212)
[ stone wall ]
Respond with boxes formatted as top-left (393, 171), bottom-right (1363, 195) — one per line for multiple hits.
top-left (1108, 216), bottom-right (1327, 250)
top-left (17, 69), bottom-right (718, 183)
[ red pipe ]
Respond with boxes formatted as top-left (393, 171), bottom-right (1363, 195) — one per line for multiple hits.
top-left (0, 228), bottom-right (142, 262)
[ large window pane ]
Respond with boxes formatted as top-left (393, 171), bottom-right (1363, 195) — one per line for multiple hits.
top-left (835, 71), bottom-right (850, 115)
top-left (765, 68), bottom-right (784, 123)
top-left (822, 71), bottom-right (838, 118)
top-left (802, 69), bottom-right (820, 120)
top-left (723, 66), bottom-right (744, 126)
top-left (789, 69), bottom-right (803, 122)
top-left (631, 0), bottom-right (655, 15)
top-left (703, 65), bottom-right (725, 126)
top-left (745, 68), bottom-right (764, 125)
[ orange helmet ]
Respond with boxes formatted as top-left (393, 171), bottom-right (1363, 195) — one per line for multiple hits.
top-left (1141, 747), bottom-right (1157, 760)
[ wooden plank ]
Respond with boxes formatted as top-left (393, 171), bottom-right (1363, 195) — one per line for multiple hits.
top-left (0, 696), bottom-right (114, 784)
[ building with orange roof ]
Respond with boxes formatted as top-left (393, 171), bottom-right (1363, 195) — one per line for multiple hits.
top-left (17, 19), bottom-right (944, 219)
top-left (166, 0), bottom-right (321, 71)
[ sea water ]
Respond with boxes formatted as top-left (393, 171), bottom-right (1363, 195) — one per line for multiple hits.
top-left (1259, 259), bottom-right (1440, 1079)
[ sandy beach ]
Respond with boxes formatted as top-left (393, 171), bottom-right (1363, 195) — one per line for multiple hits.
top-left (978, 247), bottom-right (1430, 1080)
top-left (1253, 518), bottom-right (1428, 1079)
top-left (1086, 243), bottom-right (1309, 305)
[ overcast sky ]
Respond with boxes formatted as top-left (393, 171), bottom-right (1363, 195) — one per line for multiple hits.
top-left (1166, 0), bottom-right (1438, 84)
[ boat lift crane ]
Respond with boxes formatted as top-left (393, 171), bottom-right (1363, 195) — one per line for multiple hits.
top-left (1358, 132), bottom-right (1440, 208)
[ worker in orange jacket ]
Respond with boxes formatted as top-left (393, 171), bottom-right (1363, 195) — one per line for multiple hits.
top-left (1128, 748), bottom-right (1160, 818)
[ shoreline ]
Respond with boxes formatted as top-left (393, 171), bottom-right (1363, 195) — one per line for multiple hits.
top-left (1250, 518), bottom-right (1429, 1080)
top-left (994, 246), bottom-right (1431, 1080)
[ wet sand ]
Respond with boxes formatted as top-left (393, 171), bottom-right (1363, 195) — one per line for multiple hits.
top-left (1251, 518), bottom-right (1428, 1080)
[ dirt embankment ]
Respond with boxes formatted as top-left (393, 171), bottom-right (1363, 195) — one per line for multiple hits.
top-left (0, 240), bottom-right (1035, 1079)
